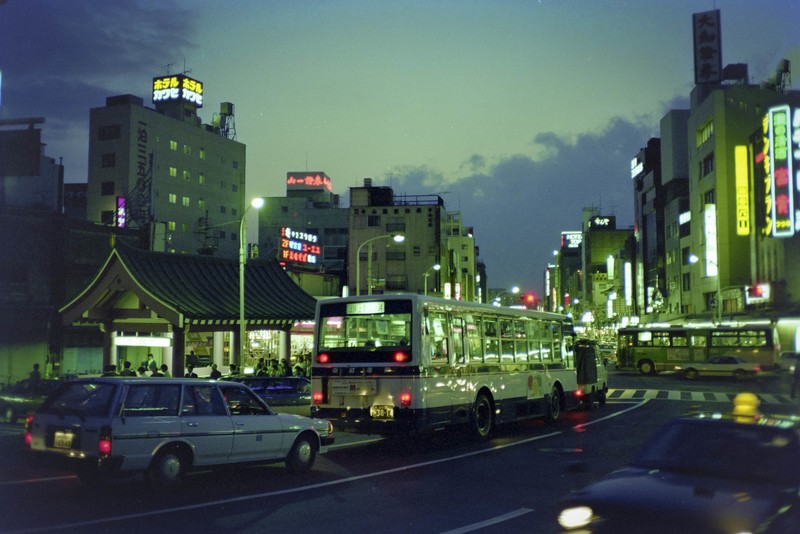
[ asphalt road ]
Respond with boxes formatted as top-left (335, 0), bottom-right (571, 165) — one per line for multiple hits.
top-left (0, 370), bottom-right (797, 533)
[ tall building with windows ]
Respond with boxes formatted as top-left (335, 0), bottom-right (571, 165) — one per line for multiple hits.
top-left (87, 75), bottom-right (246, 258)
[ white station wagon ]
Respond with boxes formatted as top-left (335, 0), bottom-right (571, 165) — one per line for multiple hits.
top-left (25, 377), bottom-right (334, 488)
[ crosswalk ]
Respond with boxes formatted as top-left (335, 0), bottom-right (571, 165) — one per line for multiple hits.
top-left (607, 388), bottom-right (797, 406)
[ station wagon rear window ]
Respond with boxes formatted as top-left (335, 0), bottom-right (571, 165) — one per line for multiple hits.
top-left (40, 382), bottom-right (117, 417)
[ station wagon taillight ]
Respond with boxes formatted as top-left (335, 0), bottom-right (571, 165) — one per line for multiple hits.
top-left (312, 391), bottom-right (324, 404)
top-left (98, 425), bottom-right (112, 456)
top-left (400, 392), bottom-right (412, 407)
top-left (317, 353), bottom-right (329, 364)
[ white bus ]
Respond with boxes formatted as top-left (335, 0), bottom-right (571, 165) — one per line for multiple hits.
top-left (310, 294), bottom-right (608, 437)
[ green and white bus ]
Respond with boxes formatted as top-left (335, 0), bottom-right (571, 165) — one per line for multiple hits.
top-left (310, 294), bottom-right (608, 437)
top-left (617, 324), bottom-right (781, 375)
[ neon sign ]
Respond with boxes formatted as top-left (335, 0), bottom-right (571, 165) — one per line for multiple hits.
top-left (766, 105), bottom-right (795, 237)
top-left (152, 74), bottom-right (204, 108)
top-left (734, 145), bottom-right (750, 236)
top-left (286, 173), bottom-right (332, 192)
top-left (280, 227), bottom-right (320, 266)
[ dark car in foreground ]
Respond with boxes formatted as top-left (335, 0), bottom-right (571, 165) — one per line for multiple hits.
top-left (557, 395), bottom-right (800, 533)
top-left (0, 378), bottom-right (62, 423)
top-left (224, 376), bottom-right (311, 416)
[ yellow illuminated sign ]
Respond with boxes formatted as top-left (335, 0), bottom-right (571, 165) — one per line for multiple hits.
top-left (734, 145), bottom-right (750, 236)
top-left (152, 74), bottom-right (204, 108)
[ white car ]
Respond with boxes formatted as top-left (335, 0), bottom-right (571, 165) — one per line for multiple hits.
top-left (25, 377), bottom-right (334, 489)
top-left (675, 355), bottom-right (762, 380)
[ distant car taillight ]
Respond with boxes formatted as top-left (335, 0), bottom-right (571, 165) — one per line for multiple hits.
top-left (400, 392), bottom-right (412, 407)
top-left (98, 425), bottom-right (112, 456)
top-left (317, 353), bottom-right (329, 364)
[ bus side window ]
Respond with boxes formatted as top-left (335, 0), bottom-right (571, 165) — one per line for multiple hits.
top-left (452, 316), bottom-right (466, 364)
top-left (429, 313), bottom-right (449, 363)
top-left (484, 320), bottom-right (499, 362)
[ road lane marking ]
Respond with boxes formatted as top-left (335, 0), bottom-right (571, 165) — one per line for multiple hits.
top-left (440, 507), bottom-right (534, 534)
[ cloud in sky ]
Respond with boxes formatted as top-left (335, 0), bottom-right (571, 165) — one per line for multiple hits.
top-left (2, 0), bottom-right (799, 291)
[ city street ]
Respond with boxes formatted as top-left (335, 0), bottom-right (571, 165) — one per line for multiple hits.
top-left (0, 371), bottom-right (797, 533)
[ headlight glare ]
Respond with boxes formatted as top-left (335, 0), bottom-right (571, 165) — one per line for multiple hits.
top-left (558, 505), bottom-right (594, 529)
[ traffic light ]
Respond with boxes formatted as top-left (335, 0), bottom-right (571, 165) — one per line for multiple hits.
top-left (521, 292), bottom-right (537, 308)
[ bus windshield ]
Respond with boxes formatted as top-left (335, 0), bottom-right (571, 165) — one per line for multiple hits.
top-left (318, 300), bottom-right (412, 350)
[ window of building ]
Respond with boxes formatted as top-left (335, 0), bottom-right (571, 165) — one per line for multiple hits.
top-left (182, 170), bottom-right (190, 181)
top-left (220, 205), bottom-right (226, 214)
top-left (198, 173), bottom-right (205, 185)
top-left (231, 208), bottom-right (237, 217)
top-left (232, 160), bottom-right (239, 169)
top-left (682, 272), bottom-right (691, 291)
top-left (98, 124), bottom-right (121, 140)
top-left (168, 193), bottom-right (177, 204)
top-left (412, 246), bottom-right (421, 256)
top-left (168, 221), bottom-right (176, 231)
top-left (182, 196), bottom-right (190, 208)
top-left (101, 210), bottom-right (115, 224)
top-left (367, 215), bottom-right (381, 227)
top-left (232, 184), bottom-right (238, 192)
top-left (100, 181), bottom-right (115, 196)
top-left (183, 144), bottom-right (191, 155)
top-left (701, 153), bottom-right (714, 177)
top-left (181, 223), bottom-right (189, 232)
top-left (703, 189), bottom-right (716, 205)
top-left (101, 153), bottom-right (116, 168)
top-left (198, 199), bottom-right (205, 210)
top-left (696, 120), bottom-right (714, 147)
top-left (169, 167), bottom-right (177, 177)
top-left (199, 148), bottom-right (206, 160)
top-left (169, 140), bottom-right (178, 151)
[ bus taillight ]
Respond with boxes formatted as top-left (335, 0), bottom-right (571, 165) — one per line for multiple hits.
top-left (313, 391), bottom-right (324, 405)
top-left (317, 353), bottom-right (329, 364)
top-left (400, 392), bottom-right (412, 407)
top-left (393, 351), bottom-right (409, 363)
top-left (98, 425), bottom-right (112, 456)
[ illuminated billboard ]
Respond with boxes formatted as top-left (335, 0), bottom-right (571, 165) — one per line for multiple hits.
top-left (766, 105), bottom-right (796, 237)
top-left (152, 74), bottom-right (203, 108)
top-left (734, 145), bottom-right (750, 236)
top-left (286, 172), bottom-right (332, 192)
top-left (280, 227), bottom-right (321, 266)
top-left (560, 231), bottom-right (582, 249)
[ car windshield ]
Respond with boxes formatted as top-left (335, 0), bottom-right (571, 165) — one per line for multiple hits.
top-left (39, 381), bottom-right (117, 417)
top-left (633, 419), bottom-right (800, 484)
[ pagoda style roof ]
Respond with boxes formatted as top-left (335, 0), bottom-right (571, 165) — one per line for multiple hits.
top-left (60, 243), bottom-right (317, 329)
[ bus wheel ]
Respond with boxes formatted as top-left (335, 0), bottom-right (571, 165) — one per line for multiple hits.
top-left (471, 393), bottom-right (494, 439)
top-left (546, 387), bottom-right (561, 423)
top-left (638, 360), bottom-right (656, 375)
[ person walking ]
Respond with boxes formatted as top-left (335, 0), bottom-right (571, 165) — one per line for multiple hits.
top-left (209, 363), bottom-right (222, 379)
top-left (146, 353), bottom-right (158, 374)
top-left (184, 365), bottom-right (198, 378)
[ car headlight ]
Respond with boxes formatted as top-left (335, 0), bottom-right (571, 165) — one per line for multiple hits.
top-left (558, 505), bottom-right (594, 529)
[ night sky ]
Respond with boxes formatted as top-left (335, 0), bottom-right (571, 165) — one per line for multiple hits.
top-left (1, 0), bottom-right (798, 291)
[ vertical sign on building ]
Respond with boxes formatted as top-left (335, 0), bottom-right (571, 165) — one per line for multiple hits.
top-left (767, 105), bottom-right (795, 237)
top-left (704, 204), bottom-right (719, 276)
top-left (734, 146), bottom-right (750, 236)
top-left (692, 10), bottom-right (722, 84)
top-left (116, 196), bottom-right (127, 228)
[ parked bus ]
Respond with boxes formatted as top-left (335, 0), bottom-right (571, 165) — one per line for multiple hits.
top-left (310, 294), bottom-right (608, 437)
top-left (617, 324), bottom-right (781, 375)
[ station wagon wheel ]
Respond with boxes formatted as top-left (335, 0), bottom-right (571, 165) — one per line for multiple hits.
top-left (148, 447), bottom-right (187, 490)
top-left (286, 433), bottom-right (317, 473)
top-left (734, 369), bottom-right (747, 380)
top-left (471, 393), bottom-right (494, 439)
top-left (684, 368), bottom-right (698, 380)
top-left (546, 387), bottom-right (561, 423)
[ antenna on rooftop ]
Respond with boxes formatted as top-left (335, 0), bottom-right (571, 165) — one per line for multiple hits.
top-left (163, 62), bottom-right (174, 75)
top-left (182, 58), bottom-right (192, 76)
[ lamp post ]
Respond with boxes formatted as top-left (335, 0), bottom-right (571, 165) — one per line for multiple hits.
top-left (238, 197), bottom-right (264, 366)
top-left (423, 263), bottom-right (441, 295)
top-left (689, 253), bottom-right (721, 324)
top-left (355, 234), bottom-right (404, 296)
top-left (492, 286), bottom-right (520, 306)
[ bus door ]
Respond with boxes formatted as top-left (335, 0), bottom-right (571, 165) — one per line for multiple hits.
top-left (425, 309), bottom-right (454, 423)
top-left (688, 333), bottom-right (708, 362)
top-left (449, 315), bottom-right (471, 410)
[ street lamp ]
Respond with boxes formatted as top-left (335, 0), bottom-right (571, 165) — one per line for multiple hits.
top-left (239, 197), bottom-right (264, 366)
top-left (492, 286), bottom-right (520, 306)
top-left (689, 253), bottom-right (721, 324)
top-left (355, 234), bottom-right (404, 295)
top-left (423, 263), bottom-right (441, 295)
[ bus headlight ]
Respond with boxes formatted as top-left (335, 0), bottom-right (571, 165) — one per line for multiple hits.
top-left (558, 505), bottom-right (594, 529)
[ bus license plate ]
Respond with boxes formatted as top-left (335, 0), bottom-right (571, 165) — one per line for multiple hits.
top-left (370, 406), bottom-right (394, 420)
top-left (53, 431), bottom-right (74, 449)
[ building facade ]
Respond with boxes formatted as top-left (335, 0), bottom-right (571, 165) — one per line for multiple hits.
top-left (87, 79), bottom-right (246, 258)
